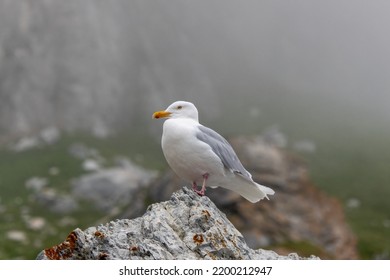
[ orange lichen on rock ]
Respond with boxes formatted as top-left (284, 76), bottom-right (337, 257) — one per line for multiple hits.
top-left (193, 234), bottom-right (204, 245)
top-left (43, 231), bottom-right (78, 260)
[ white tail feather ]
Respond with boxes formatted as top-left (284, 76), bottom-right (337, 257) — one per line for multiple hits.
top-left (219, 175), bottom-right (275, 203)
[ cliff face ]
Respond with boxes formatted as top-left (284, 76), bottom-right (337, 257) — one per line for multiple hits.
top-left (37, 187), bottom-right (317, 260)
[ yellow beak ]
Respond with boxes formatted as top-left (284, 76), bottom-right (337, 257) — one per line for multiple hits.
top-left (152, 110), bottom-right (171, 119)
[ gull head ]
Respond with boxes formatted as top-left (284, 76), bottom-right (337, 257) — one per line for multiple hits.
top-left (153, 101), bottom-right (199, 121)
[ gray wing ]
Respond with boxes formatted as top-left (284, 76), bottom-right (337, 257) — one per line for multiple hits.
top-left (196, 125), bottom-right (252, 180)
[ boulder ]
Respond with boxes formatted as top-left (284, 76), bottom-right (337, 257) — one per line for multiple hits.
top-left (37, 187), bottom-right (318, 260)
top-left (71, 158), bottom-right (157, 214)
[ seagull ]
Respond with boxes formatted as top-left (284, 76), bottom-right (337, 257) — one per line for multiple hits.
top-left (153, 101), bottom-right (275, 203)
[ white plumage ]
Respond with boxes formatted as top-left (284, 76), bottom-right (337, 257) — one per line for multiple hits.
top-left (153, 101), bottom-right (275, 203)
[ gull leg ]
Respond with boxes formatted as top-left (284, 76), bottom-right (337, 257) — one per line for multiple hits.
top-left (192, 181), bottom-right (198, 192)
top-left (192, 173), bottom-right (209, 196)
top-left (198, 173), bottom-right (209, 196)
top-left (192, 181), bottom-right (202, 195)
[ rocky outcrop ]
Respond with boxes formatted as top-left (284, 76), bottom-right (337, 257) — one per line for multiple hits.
top-left (37, 187), bottom-right (318, 260)
top-left (36, 135), bottom-right (357, 259)
top-left (144, 136), bottom-right (358, 259)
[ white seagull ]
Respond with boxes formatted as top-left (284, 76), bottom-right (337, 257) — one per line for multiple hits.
top-left (153, 101), bottom-right (275, 203)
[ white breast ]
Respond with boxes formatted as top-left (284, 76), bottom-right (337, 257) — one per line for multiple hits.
top-left (161, 118), bottom-right (224, 184)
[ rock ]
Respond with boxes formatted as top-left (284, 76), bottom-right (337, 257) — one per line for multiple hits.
top-left (346, 198), bottom-right (361, 209)
top-left (7, 230), bottom-right (28, 243)
top-left (68, 143), bottom-right (100, 160)
top-left (25, 177), bottom-right (48, 192)
top-left (145, 136), bottom-right (358, 259)
top-left (32, 188), bottom-right (79, 214)
top-left (9, 127), bottom-right (61, 152)
top-left (261, 125), bottom-right (288, 148)
top-left (71, 160), bottom-right (157, 213)
top-left (91, 119), bottom-right (111, 139)
top-left (82, 159), bottom-right (101, 171)
top-left (26, 217), bottom-right (46, 231)
top-left (25, 176), bottom-right (79, 214)
top-left (39, 126), bottom-right (60, 144)
top-left (10, 136), bottom-right (40, 152)
top-left (48, 167), bottom-right (60, 176)
top-left (37, 187), bottom-right (318, 260)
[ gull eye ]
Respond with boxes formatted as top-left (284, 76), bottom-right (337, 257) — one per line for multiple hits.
top-left (177, 105), bottom-right (183, 109)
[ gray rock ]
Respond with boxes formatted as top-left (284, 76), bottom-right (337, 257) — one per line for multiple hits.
top-left (39, 126), bottom-right (61, 144)
top-left (71, 160), bottom-right (157, 213)
top-left (9, 127), bottom-right (61, 152)
top-left (10, 136), bottom-right (40, 152)
top-left (261, 125), bottom-right (288, 148)
top-left (68, 143), bottom-right (100, 160)
top-left (37, 187), bottom-right (318, 260)
top-left (32, 189), bottom-right (78, 214)
top-left (25, 177), bottom-right (48, 192)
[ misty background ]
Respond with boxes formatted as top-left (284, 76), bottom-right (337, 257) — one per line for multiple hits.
top-left (0, 0), bottom-right (389, 259)
top-left (1, 0), bottom-right (389, 138)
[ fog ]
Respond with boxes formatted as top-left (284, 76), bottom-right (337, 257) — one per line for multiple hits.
top-left (0, 0), bottom-right (389, 138)
top-left (1, 0), bottom-right (390, 260)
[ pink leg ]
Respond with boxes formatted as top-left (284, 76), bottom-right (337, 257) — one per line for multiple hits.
top-left (192, 181), bottom-right (198, 192)
top-left (192, 173), bottom-right (209, 196)
top-left (198, 173), bottom-right (209, 196)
